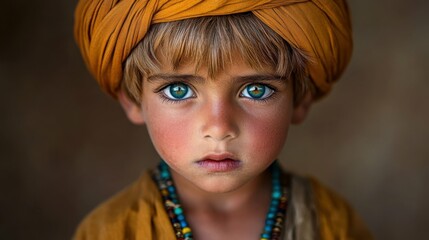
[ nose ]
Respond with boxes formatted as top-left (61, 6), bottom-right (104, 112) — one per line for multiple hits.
top-left (200, 98), bottom-right (239, 142)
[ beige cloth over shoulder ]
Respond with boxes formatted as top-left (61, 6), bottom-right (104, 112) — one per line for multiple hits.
top-left (74, 0), bottom-right (353, 99)
top-left (73, 171), bottom-right (373, 240)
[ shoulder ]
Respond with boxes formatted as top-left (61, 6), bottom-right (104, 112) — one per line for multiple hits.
top-left (72, 172), bottom-right (155, 240)
top-left (307, 177), bottom-right (373, 240)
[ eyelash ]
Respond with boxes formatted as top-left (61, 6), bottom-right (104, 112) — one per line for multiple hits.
top-left (239, 83), bottom-right (277, 103)
top-left (156, 82), bottom-right (196, 104)
top-left (155, 82), bottom-right (278, 104)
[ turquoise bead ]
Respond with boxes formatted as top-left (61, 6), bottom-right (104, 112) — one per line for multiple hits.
top-left (174, 207), bottom-right (183, 215)
top-left (161, 171), bottom-right (170, 179)
top-left (272, 191), bottom-right (282, 199)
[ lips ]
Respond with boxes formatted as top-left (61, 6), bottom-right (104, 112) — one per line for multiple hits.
top-left (196, 154), bottom-right (241, 172)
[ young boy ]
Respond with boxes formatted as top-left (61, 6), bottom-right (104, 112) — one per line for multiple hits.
top-left (73, 0), bottom-right (372, 239)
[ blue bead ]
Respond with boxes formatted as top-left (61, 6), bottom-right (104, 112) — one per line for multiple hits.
top-left (168, 186), bottom-right (175, 193)
top-left (266, 219), bottom-right (274, 225)
top-left (270, 206), bottom-right (277, 212)
top-left (271, 199), bottom-right (279, 206)
top-left (262, 233), bottom-right (270, 238)
top-left (264, 225), bottom-right (272, 232)
top-left (267, 212), bottom-right (275, 219)
top-left (177, 214), bottom-right (185, 221)
top-left (180, 220), bottom-right (188, 227)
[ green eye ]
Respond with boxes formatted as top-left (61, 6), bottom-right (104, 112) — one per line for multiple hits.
top-left (241, 84), bottom-right (274, 100)
top-left (163, 83), bottom-right (194, 100)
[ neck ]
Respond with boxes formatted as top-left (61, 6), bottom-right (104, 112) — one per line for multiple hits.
top-left (171, 168), bottom-right (272, 214)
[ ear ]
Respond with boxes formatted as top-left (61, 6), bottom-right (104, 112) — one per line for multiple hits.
top-left (117, 91), bottom-right (145, 125)
top-left (292, 91), bottom-right (313, 124)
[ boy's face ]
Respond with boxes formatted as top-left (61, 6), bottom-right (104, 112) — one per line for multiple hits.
top-left (121, 57), bottom-right (308, 193)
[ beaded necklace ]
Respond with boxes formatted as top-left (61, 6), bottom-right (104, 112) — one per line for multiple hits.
top-left (152, 161), bottom-right (289, 240)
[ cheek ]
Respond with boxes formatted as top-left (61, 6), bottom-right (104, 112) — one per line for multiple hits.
top-left (144, 104), bottom-right (194, 161)
top-left (241, 109), bottom-right (291, 159)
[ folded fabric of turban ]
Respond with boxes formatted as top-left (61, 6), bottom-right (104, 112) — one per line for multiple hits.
top-left (74, 0), bottom-right (352, 99)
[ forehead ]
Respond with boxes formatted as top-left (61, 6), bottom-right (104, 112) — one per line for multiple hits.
top-left (154, 50), bottom-right (277, 80)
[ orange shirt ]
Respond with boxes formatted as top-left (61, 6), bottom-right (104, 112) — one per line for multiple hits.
top-left (73, 171), bottom-right (372, 240)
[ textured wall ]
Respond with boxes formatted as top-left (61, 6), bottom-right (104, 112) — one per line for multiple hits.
top-left (1, 0), bottom-right (428, 239)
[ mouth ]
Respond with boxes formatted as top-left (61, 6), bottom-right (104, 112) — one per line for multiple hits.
top-left (196, 153), bottom-right (241, 172)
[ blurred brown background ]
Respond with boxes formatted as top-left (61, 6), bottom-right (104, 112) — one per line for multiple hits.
top-left (1, 0), bottom-right (428, 239)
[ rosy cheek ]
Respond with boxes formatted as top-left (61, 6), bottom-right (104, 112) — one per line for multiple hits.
top-left (146, 108), bottom-right (193, 161)
top-left (242, 113), bottom-right (290, 158)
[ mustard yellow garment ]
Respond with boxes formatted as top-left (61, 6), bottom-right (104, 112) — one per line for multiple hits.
top-left (309, 178), bottom-right (373, 240)
top-left (74, 0), bottom-right (352, 99)
top-left (73, 171), bottom-right (372, 240)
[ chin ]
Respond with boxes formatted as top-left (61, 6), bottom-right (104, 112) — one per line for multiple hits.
top-left (194, 177), bottom-right (245, 194)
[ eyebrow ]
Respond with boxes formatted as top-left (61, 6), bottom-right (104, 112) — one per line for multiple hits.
top-left (232, 74), bottom-right (285, 83)
top-left (147, 74), bottom-right (204, 83)
top-left (147, 73), bottom-right (285, 83)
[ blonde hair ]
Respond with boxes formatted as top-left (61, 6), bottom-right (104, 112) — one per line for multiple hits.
top-left (122, 12), bottom-right (314, 105)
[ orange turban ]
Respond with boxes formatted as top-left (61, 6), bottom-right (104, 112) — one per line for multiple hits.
top-left (74, 0), bottom-right (352, 99)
